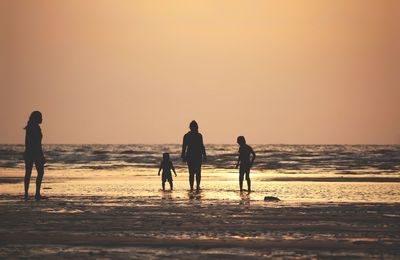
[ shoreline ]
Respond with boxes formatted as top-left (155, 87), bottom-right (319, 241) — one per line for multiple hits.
top-left (3, 176), bottom-right (400, 185)
top-left (1, 168), bottom-right (400, 204)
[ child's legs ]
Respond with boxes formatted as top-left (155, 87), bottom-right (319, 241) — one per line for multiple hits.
top-left (245, 169), bottom-right (251, 191)
top-left (162, 180), bottom-right (166, 190)
top-left (239, 170), bottom-right (245, 191)
top-left (168, 179), bottom-right (173, 190)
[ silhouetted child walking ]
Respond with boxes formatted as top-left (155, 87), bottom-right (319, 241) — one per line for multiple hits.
top-left (158, 153), bottom-right (177, 191)
top-left (235, 136), bottom-right (256, 192)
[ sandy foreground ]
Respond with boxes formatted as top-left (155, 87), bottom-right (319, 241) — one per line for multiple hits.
top-left (0, 169), bottom-right (400, 259)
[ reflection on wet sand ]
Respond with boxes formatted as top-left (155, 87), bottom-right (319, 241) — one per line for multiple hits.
top-left (160, 191), bottom-right (172, 198)
top-left (239, 192), bottom-right (251, 205)
top-left (188, 190), bottom-right (202, 202)
top-left (1, 168), bottom-right (400, 203)
top-left (160, 191), bottom-right (173, 204)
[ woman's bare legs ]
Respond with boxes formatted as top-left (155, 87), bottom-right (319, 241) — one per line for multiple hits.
top-left (24, 160), bottom-right (33, 200)
top-left (34, 163), bottom-right (45, 200)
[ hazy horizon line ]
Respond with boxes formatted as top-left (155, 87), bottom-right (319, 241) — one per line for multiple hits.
top-left (1, 143), bottom-right (398, 146)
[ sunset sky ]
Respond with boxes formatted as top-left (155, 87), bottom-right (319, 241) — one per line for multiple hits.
top-left (1, 1), bottom-right (399, 144)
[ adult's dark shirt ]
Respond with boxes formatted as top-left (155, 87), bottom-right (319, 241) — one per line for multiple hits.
top-left (181, 131), bottom-right (206, 162)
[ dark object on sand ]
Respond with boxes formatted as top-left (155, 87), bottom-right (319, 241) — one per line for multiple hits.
top-left (264, 196), bottom-right (280, 202)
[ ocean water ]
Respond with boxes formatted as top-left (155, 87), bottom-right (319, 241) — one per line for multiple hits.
top-left (0, 144), bottom-right (399, 175)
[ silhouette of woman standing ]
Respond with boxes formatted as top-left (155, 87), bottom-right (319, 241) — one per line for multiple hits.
top-left (181, 120), bottom-right (206, 192)
top-left (24, 111), bottom-right (46, 201)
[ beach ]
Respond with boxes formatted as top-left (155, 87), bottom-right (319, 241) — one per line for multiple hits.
top-left (3, 0), bottom-right (399, 257)
top-left (1, 167), bottom-right (400, 259)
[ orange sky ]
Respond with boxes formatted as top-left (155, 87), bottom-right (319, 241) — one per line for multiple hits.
top-left (1, 1), bottom-right (399, 144)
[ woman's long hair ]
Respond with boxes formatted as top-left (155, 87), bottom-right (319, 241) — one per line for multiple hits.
top-left (24, 111), bottom-right (42, 129)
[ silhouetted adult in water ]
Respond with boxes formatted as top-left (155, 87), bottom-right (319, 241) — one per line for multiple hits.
top-left (181, 120), bottom-right (206, 191)
top-left (235, 136), bottom-right (256, 192)
top-left (24, 111), bottom-right (46, 201)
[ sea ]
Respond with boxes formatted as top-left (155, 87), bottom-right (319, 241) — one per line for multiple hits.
top-left (0, 144), bottom-right (399, 175)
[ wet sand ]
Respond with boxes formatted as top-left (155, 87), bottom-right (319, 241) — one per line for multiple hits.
top-left (1, 169), bottom-right (400, 259)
